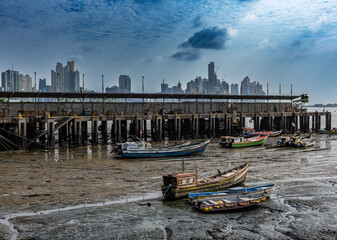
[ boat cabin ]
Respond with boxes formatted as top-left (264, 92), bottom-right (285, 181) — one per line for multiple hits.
top-left (122, 141), bottom-right (151, 151)
top-left (163, 172), bottom-right (196, 187)
top-left (220, 136), bottom-right (243, 143)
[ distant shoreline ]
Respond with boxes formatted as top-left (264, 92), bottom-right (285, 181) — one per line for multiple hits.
top-left (305, 105), bottom-right (337, 108)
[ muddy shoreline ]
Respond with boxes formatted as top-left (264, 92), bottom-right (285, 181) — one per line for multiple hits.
top-left (1, 135), bottom-right (337, 239)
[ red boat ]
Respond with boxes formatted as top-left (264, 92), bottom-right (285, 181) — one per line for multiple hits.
top-left (242, 127), bottom-right (283, 137)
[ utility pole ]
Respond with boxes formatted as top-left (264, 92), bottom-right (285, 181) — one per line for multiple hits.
top-left (34, 72), bottom-right (37, 104)
top-left (142, 76), bottom-right (144, 93)
top-left (34, 72), bottom-right (37, 92)
top-left (279, 84), bottom-right (281, 112)
top-left (102, 75), bottom-right (104, 93)
top-left (82, 74), bottom-right (84, 93)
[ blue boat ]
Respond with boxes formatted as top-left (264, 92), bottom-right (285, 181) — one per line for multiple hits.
top-left (188, 184), bottom-right (275, 203)
top-left (114, 139), bottom-right (211, 158)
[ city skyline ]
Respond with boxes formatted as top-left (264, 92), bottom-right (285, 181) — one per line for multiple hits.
top-left (1, 1), bottom-right (336, 103)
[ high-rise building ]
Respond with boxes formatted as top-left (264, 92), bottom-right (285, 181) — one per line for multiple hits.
top-left (231, 83), bottom-right (239, 95)
top-left (119, 75), bottom-right (131, 93)
top-left (1, 69), bottom-right (19, 91)
top-left (19, 74), bottom-right (32, 92)
top-left (161, 83), bottom-right (169, 93)
top-left (208, 62), bottom-right (217, 94)
top-left (39, 78), bottom-right (47, 92)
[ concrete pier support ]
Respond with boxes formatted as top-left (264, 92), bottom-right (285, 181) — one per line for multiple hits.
top-left (158, 117), bottom-right (162, 141)
top-left (121, 120), bottom-right (127, 141)
top-left (74, 118), bottom-right (82, 147)
top-left (68, 121), bottom-right (73, 147)
top-left (143, 120), bottom-right (147, 141)
top-left (101, 121), bottom-right (108, 144)
top-left (215, 117), bottom-right (219, 137)
top-left (192, 116), bottom-right (199, 139)
top-left (47, 118), bottom-right (55, 147)
top-left (39, 121), bottom-right (46, 145)
top-left (92, 116), bottom-right (99, 145)
top-left (325, 112), bottom-right (331, 130)
top-left (82, 121), bottom-right (88, 144)
top-left (315, 113), bottom-right (321, 130)
top-left (18, 118), bottom-right (27, 149)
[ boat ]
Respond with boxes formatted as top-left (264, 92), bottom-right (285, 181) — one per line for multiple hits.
top-left (277, 132), bottom-right (313, 148)
top-left (193, 193), bottom-right (268, 212)
top-left (242, 127), bottom-right (283, 137)
top-left (294, 139), bottom-right (315, 148)
top-left (114, 139), bottom-right (210, 158)
top-left (188, 184), bottom-right (275, 203)
top-left (219, 135), bottom-right (269, 148)
top-left (317, 128), bottom-right (337, 134)
top-left (162, 163), bottom-right (249, 200)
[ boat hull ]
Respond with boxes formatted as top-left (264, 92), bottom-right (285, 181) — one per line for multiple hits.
top-left (120, 140), bottom-right (210, 158)
top-left (194, 194), bottom-right (268, 212)
top-left (219, 137), bottom-right (267, 148)
top-left (188, 184), bottom-right (275, 203)
top-left (162, 163), bottom-right (249, 200)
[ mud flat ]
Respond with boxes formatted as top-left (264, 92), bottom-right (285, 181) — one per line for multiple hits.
top-left (1, 135), bottom-right (337, 239)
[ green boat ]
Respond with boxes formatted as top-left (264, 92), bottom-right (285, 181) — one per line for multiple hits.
top-left (219, 135), bottom-right (269, 148)
top-left (317, 128), bottom-right (337, 134)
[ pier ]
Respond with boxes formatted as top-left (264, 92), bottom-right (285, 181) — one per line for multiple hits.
top-left (0, 92), bottom-right (331, 150)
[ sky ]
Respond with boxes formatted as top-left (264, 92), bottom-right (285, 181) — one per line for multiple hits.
top-left (0, 0), bottom-right (337, 103)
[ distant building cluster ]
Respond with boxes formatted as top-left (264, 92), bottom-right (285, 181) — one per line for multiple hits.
top-left (1, 61), bottom-right (265, 98)
top-left (106, 75), bottom-right (131, 93)
top-left (1, 70), bottom-right (32, 92)
top-left (162, 62), bottom-right (265, 96)
top-left (51, 61), bottom-right (80, 92)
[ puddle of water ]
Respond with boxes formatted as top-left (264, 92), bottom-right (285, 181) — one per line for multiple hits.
top-left (0, 191), bottom-right (162, 240)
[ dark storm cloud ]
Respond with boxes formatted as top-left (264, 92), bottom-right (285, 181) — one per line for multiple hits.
top-left (179, 27), bottom-right (229, 50)
top-left (170, 51), bottom-right (200, 61)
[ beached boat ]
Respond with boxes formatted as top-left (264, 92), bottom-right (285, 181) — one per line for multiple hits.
top-left (114, 139), bottom-right (210, 158)
top-left (193, 193), bottom-right (268, 212)
top-left (162, 163), bottom-right (249, 200)
top-left (317, 128), bottom-right (337, 134)
top-left (219, 135), bottom-right (268, 148)
top-left (242, 128), bottom-right (283, 137)
top-left (277, 132), bottom-right (313, 147)
top-left (188, 184), bottom-right (275, 203)
top-left (294, 139), bottom-right (315, 148)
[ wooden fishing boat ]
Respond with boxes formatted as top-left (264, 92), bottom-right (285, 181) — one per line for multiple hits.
top-left (193, 193), bottom-right (268, 212)
top-left (162, 163), bottom-right (249, 200)
top-left (114, 139), bottom-right (210, 158)
top-left (219, 135), bottom-right (268, 148)
top-left (242, 128), bottom-right (282, 137)
top-left (188, 184), bottom-right (275, 203)
top-left (294, 139), bottom-right (315, 148)
top-left (277, 132), bottom-right (313, 147)
top-left (317, 128), bottom-right (337, 134)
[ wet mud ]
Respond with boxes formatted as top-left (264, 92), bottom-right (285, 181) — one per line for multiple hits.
top-left (1, 134), bottom-right (337, 239)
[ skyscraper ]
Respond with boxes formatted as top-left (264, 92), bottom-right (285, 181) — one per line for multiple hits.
top-left (19, 74), bottom-right (32, 92)
top-left (231, 83), bottom-right (239, 95)
top-left (39, 78), bottom-right (47, 92)
top-left (119, 75), bottom-right (131, 93)
top-left (1, 69), bottom-right (19, 91)
top-left (208, 62), bottom-right (217, 94)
